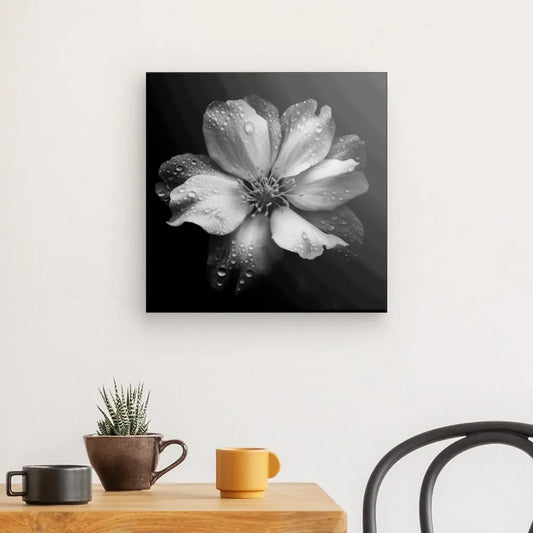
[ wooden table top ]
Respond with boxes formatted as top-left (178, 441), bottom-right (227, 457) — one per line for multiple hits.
top-left (0, 482), bottom-right (347, 532)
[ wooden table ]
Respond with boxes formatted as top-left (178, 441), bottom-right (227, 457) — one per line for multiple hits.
top-left (0, 483), bottom-right (347, 532)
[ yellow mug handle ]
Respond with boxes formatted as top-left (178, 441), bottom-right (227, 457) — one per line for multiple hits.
top-left (268, 452), bottom-right (281, 478)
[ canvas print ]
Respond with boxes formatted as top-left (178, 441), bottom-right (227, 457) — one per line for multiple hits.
top-left (147, 73), bottom-right (387, 312)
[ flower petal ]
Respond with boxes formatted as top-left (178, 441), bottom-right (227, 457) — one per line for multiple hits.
top-left (155, 153), bottom-right (221, 203)
top-left (270, 207), bottom-right (347, 260)
top-left (207, 214), bottom-right (281, 294)
top-left (287, 158), bottom-right (368, 211)
top-left (203, 99), bottom-right (271, 180)
top-left (272, 99), bottom-right (335, 178)
top-left (298, 206), bottom-right (364, 261)
top-left (168, 173), bottom-right (250, 235)
top-left (245, 95), bottom-right (282, 167)
top-left (327, 135), bottom-right (366, 168)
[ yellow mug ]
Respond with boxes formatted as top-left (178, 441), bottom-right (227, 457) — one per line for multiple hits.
top-left (216, 448), bottom-right (281, 499)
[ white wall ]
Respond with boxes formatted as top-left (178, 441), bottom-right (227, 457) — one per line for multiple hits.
top-left (1, 1), bottom-right (532, 531)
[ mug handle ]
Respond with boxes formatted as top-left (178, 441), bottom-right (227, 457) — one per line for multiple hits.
top-left (268, 452), bottom-right (281, 478)
top-left (151, 439), bottom-right (188, 486)
top-left (6, 471), bottom-right (26, 497)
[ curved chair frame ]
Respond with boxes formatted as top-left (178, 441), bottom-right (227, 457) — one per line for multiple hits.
top-left (362, 421), bottom-right (533, 533)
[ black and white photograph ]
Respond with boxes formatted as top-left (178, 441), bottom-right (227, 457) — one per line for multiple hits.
top-left (147, 72), bottom-right (387, 312)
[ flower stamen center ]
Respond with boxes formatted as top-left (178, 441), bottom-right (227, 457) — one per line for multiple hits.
top-left (239, 173), bottom-right (295, 216)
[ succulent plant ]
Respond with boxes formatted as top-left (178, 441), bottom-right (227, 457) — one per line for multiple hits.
top-left (96, 380), bottom-right (150, 436)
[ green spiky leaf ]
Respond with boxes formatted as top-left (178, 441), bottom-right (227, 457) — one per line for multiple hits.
top-left (96, 380), bottom-right (151, 435)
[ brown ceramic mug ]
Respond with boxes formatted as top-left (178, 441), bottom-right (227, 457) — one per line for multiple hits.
top-left (84, 433), bottom-right (187, 491)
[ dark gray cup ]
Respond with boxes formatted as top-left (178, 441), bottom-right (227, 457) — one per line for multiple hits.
top-left (6, 465), bottom-right (91, 505)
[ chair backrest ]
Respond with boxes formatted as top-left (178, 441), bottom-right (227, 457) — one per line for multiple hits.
top-left (362, 421), bottom-right (533, 533)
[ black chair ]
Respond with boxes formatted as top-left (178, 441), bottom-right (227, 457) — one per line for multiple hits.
top-left (363, 421), bottom-right (533, 532)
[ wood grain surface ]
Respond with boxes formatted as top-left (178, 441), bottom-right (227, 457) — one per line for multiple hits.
top-left (0, 482), bottom-right (347, 532)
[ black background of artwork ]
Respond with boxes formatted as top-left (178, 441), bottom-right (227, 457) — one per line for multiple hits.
top-left (146, 73), bottom-right (387, 312)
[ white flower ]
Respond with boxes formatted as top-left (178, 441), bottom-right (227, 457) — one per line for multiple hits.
top-left (155, 96), bottom-right (368, 294)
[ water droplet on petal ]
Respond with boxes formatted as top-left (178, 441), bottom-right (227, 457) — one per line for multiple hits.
top-left (245, 270), bottom-right (253, 278)
top-left (217, 267), bottom-right (227, 278)
top-left (244, 122), bottom-right (255, 134)
top-left (188, 191), bottom-right (197, 199)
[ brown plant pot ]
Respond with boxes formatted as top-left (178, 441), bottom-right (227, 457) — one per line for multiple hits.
top-left (83, 433), bottom-right (187, 491)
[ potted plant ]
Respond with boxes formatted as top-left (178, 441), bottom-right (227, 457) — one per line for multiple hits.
top-left (84, 380), bottom-right (187, 491)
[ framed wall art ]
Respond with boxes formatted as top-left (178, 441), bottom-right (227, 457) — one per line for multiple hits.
top-left (147, 72), bottom-right (387, 312)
